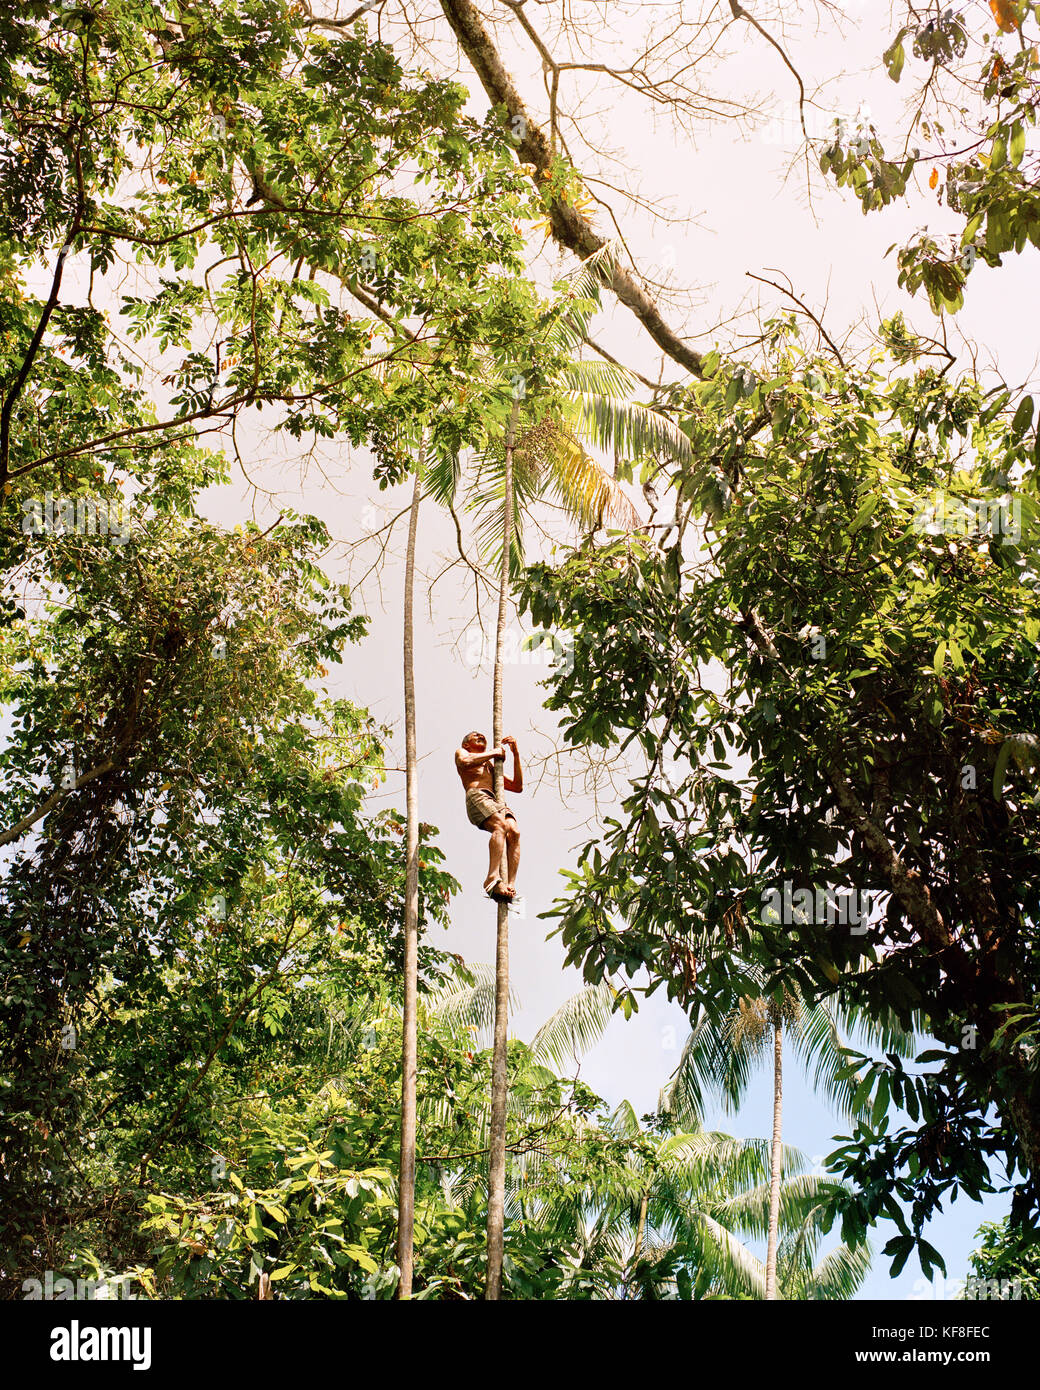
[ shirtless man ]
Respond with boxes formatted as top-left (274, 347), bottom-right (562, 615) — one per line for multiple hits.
top-left (454, 731), bottom-right (522, 902)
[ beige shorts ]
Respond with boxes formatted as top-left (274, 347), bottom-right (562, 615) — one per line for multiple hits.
top-left (465, 786), bottom-right (514, 829)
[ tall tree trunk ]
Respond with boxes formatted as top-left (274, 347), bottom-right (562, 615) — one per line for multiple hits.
top-left (764, 1022), bottom-right (783, 1300)
top-left (485, 401), bottom-right (518, 1300)
top-left (396, 460), bottom-right (422, 1299)
top-left (626, 1188), bottom-right (649, 1299)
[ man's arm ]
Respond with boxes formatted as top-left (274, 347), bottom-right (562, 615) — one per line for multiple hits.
top-left (502, 736), bottom-right (523, 793)
top-left (455, 746), bottom-right (505, 771)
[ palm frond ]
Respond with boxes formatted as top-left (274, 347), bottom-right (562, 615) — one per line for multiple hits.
top-left (465, 441), bottom-right (533, 579)
top-left (797, 1236), bottom-right (872, 1300)
top-left (529, 980), bottom-right (617, 1070)
top-left (427, 962), bottom-right (517, 1043)
top-left (542, 427), bottom-right (640, 530)
top-left (565, 387), bottom-right (693, 467)
top-left (694, 1212), bottom-right (767, 1299)
top-left (423, 416), bottom-right (462, 508)
top-left (662, 1006), bottom-right (763, 1123)
top-left (841, 999), bottom-right (925, 1059)
top-left (712, 1172), bottom-right (839, 1243)
top-left (561, 357), bottom-right (635, 400)
top-left (609, 1099), bottom-right (642, 1140)
top-left (788, 1000), bottom-right (863, 1123)
top-left (554, 243), bottom-right (618, 320)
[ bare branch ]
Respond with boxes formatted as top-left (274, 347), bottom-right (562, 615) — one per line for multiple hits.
top-left (437, 0), bottom-right (705, 379)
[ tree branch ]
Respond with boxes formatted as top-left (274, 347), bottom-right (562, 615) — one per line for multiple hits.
top-left (437, 0), bottom-right (704, 379)
top-left (0, 759), bottom-right (116, 849)
top-left (727, 1), bottom-right (808, 142)
top-left (0, 230), bottom-right (77, 487)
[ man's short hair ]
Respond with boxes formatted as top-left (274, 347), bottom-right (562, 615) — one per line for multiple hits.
top-left (462, 730), bottom-right (485, 746)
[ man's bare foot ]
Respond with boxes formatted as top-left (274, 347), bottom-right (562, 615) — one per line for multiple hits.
top-left (484, 877), bottom-right (513, 903)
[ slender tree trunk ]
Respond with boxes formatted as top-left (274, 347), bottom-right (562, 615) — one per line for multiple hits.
top-left (633, 1190), bottom-right (648, 1263)
top-left (396, 460), bottom-right (423, 1299)
top-left (764, 1023), bottom-right (783, 1300)
top-left (485, 400), bottom-right (518, 1300)
top-left (626, 1188), bottom-right (648, 1298)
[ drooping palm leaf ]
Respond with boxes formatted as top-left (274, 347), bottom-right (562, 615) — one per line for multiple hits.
top-left (427, 961), bottom-right (517, 1043)
top-left (529, 980), bottom-right (617, 1070)
top-left (795, 1234), bottom-right (873, 1300)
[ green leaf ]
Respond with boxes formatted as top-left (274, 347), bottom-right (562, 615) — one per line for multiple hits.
top-left (980, 391), bottom-right (1011, 426)
top-left (904, 1080), bottom-right (920, 1123)
top-left (852, 1071), bottom-right (875, 1113)
top-left (245, 1205), bottom-right (266, 1244)
top-left (1012, 396), bottom-right (1034, 437)
top-left (993, 739), bottom-right (1014, 800)
top-left (871, 1070), bottom-right (891, 1128)
top-left (883, 35), bottom-right (906, 83)
top-left (1010, 122), bottom-right (1025, 168)
top-left (849, 495), bottom-right (879, 533)
top-left (962, 212), bottom-right (983, 245)
top-left (918, 1239), bottom-right (947, 1280)
top-left (885, 1234), bottom-right (914, 1278)
top-left (342, 1243), bottom-right (378, 1274)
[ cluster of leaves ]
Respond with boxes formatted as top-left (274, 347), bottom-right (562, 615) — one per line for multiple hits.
top-left (0, 0), bottom-right (544, 538)
top-left (823, 1044), bottom-right (1016, 1279)
top-left (521, 321), bottom-right (1040, 1268)
top-left (0, 0), bottom-right (555, 1294)
top-left (0, 506), bottom-right (464, 1291)
top-left (963, 1215), bottom-right (1040, 1296)
top-left (821, 2), bottom-right (1040, 314)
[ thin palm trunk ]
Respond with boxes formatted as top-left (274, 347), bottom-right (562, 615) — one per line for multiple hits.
top-left (764, 1022), bottom-right (783, 1300)
top-left (396, 460), bottom-right (422, 1298)
top-left (625, 1188), bottom-right (649, 1298)
top-left (485, 401), bottom-right (518, 1299)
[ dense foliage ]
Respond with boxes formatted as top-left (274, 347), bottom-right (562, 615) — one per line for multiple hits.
top-left (523, 317), bottom-right (1040, 1276)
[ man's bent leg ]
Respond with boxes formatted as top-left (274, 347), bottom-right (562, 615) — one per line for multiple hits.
top-left (481, 813), bottom-right (512, 898)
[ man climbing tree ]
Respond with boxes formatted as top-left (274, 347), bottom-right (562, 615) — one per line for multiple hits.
top-left (455, 732), bottom-right (523, 902)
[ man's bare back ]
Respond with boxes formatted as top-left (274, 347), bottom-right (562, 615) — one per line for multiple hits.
top-left (454, 731), bottom-right (522, 902)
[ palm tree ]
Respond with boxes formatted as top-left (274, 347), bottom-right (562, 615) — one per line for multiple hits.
top-left (678, 988), bottom-right (808, 1301)
top-left (484, 399), bottom-right (517, 1299)
top-left (383, 255), bottom-right (688, 1295)
top-left (396, 452), bottom-right (422, 1298)
top-left (725, 990), bottom-right (801, 1300)
top-left (511, 1092), bottom-right (869, 1300)
top-left (661, 972), bottom-right (922, 1299)
top-left (427, 263), bottom-right (685, 1297)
